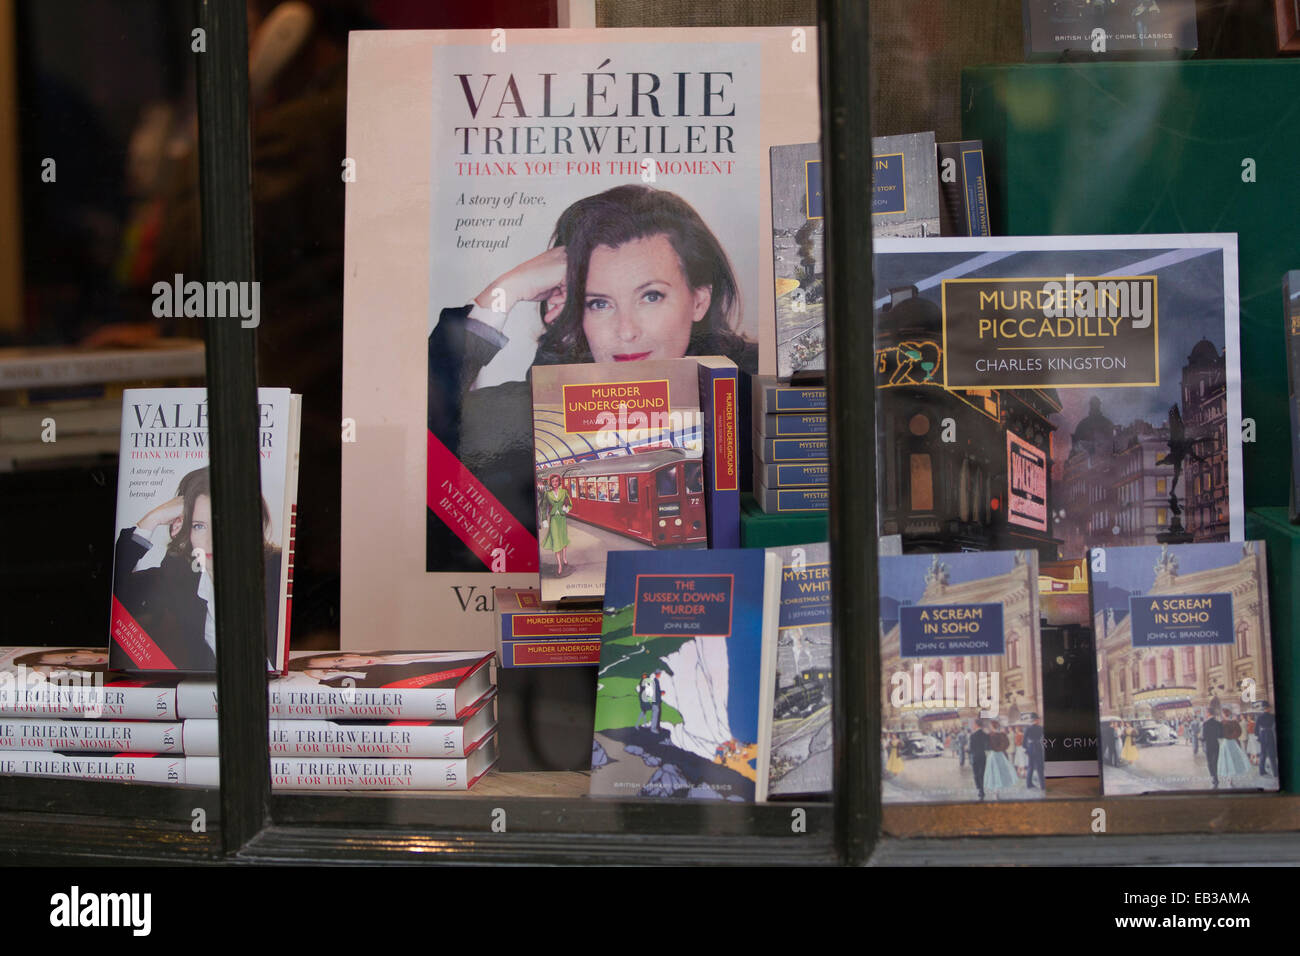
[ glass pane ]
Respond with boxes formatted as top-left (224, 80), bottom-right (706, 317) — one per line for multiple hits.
top-left (251, 0), bottom-right (833, 853)
top-left (0, 0), bottom-right (218, 805)
top-left (872, 0), bottom-right (1292, 827)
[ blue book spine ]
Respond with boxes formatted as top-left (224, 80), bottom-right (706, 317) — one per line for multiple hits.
top-left (755, 457), bottom-right (830, 488)
top-left (699, 361), bottom-right (741, 548)
top-left (755, 435), bottom-right (829, 462)
top-left (961, 146), bottom-right (991, 237)
top-left (755, 483), bottom-right (829, 514)
top-left (762, 412), bottom-right (827, 438)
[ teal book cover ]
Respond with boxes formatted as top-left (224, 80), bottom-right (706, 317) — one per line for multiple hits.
top-left (590, 548), bottom-right (777, 801)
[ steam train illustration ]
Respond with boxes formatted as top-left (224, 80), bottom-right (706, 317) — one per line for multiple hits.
top-left (773, 667), bottom-right (832, 720)
top-left (536, 448), bottom-right (707, 548)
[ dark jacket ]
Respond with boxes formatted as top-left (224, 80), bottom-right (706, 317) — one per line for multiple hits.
top-left (112, 528), bottom-right (282, 673)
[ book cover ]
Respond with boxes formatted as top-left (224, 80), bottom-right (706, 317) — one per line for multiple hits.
top-left (1023, 0), bottom-right (1198, 54)
top-left (1285, 270), bottom-right (1300, 521)
top-left (766, 543), bottom-right (832, 797)
top-left (108, 387), bottom-right (297, 675)
top-left (531, 359), bottom-right (708, 602)
top-left (182, 691), bottom-right (497, 758)
top-left (176, 650), bottom-right (494, 720)
top-left (0, 718), bottom-right (183, 753)
top-left (937, 140), bottom-right (991, 238)
top-left (750, 375), bottom-right (827, 416)
top-left (0, 647), bottom-right (178, 720)
top-left (1090, 541), bottom-right (1279, 794)
top-left (698, 358), bottom-right (741, 549)
top-left (770, 142), bottom-right (826, 379)
top-left (874, 234), bottom-right (1242, 563)
top-left (590, 548), bottom-right (780, 801)
top-left (871, 132), bottom-right (941, 238)
top-left (879, 550), bottom-right (1045, 804)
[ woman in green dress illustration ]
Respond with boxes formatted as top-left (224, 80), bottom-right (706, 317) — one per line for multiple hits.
top-left (541, 474), bottom-right (573, 576)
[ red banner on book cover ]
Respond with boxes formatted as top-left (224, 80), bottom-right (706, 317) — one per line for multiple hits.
top-left (562, 380), bottom-right (670, 433)
top-left (382, 666), bottom-right (469, 689)
top-left (510, 612), bottom-right (604, 638)
top-left (509, 640), bottom-right (602, 666)
top-left (426, 430), bottom-right (538, 572)
top-left (110, 596), bottom-right (178, 671)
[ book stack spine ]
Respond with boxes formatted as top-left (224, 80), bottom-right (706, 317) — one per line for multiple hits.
top-left (751, 376), bottom-right (829, 515)
top-left (0, 649), bottom-right (499, 791)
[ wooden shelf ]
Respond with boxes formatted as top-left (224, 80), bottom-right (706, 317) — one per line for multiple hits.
top-left (885, 788), bottom-right (1300, 838)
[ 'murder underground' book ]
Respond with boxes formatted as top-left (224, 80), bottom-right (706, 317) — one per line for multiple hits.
top-left (874, 235), bottom-right (1242, 565)
top-left (880, 550), bottom-right (1045, 804)
top-left (1090, 542), bottom-right (1279, 795)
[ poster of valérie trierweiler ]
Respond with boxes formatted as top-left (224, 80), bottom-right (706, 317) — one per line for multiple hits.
top-left (341, 29), bottom-right (819, 649)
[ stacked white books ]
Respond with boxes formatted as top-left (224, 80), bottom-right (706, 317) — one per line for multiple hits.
top-left (0, 648), bottom-right (498, 791)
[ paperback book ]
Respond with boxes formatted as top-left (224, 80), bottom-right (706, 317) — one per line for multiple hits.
top-left (753, 458), bottom-right (829, 489)
top-left (108, 387), bottom-right (301, 675)
top-left (1285, 270), bottom-right (1300, 521)
top-left (937, 140), bottom-right (990, 238)
top-left (531, 359), bottom-right (713, 602)
top-left (766, 543), bottom-right (832, 797)
top-left (591, 548), bottom-right (780, 801)
top-left (1090, 541), bottom-right (1279, 795)
top-left (770, 133), bottom-right (939, 379)
top-left (874, 234), bottom-right (1242, 563)
top-left (879, 550), bottom-right (1045, 804)
top-left (177, 650), bottom-right (494, 721)
top-left (749, 375), bottom-right (827, 416)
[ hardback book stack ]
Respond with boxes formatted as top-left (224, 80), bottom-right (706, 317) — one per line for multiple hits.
top-left (181, 650), bottom-right (498, 791)
top-left (750, 375), bottom-right (828, 515)
top-left (0, 648), bottom-right (498, 791)
top-left (0, 647), bottom-right (198, 786)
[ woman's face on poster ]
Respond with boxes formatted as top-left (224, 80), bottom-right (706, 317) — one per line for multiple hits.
top-left (39, 650), bottom-right (108, 667)
top-left (189, 494), bottom-right (214, 574)
top-left (580, 233), bottom-right (710, 363)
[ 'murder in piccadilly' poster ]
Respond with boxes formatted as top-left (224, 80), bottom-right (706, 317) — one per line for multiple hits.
top-left (874, 234), bottom-right (1242, 565)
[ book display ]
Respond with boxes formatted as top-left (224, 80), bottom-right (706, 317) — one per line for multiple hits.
top-left (10, 0), bottom-right (1300, 878)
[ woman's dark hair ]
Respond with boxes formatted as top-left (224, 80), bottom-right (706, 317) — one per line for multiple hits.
top-left (11, 649), bottom-right (104, 668)
top-left (164, 467), bottom-right (277, 560)
top-left (532, 185), bottom-right (752, 367)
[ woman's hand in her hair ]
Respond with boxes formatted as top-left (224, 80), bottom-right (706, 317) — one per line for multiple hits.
top-left (137, 496), bottom-right (185, 534)
top-left (474, 246), bottom-right (569, 326)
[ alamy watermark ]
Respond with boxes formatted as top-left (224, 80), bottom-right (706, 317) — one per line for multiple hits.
top-left (0, 665), bottom-right (107, 719)
top-left (151, 274), bottom-right (260, 328)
